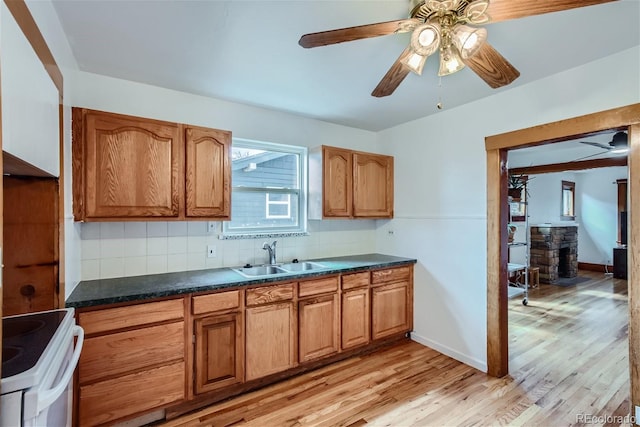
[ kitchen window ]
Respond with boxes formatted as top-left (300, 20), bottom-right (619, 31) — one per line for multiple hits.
top-left (222, 139), bottom-right (307, 237)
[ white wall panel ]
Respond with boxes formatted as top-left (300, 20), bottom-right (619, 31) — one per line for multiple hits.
top-left (1, 3), bottom-right (59, 176)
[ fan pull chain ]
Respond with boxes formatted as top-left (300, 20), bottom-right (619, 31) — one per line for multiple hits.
top-left (436, 77), bottom-right (443, 110)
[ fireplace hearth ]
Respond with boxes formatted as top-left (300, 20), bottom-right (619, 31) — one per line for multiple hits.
top-left (530, 225), bottom-right (578, 284)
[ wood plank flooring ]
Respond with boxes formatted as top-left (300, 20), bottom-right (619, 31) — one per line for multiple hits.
top-left (158, 271), bottom-right (630, 426)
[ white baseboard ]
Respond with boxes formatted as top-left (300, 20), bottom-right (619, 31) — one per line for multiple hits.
top-left (410, 332), bottom-right (488, 373)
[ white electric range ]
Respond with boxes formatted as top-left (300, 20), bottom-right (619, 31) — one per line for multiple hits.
top-left (1, 308), bottom-right (84, 427)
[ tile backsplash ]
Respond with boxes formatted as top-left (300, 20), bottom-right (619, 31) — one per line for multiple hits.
top-left (79, 220), bottom-right (377, 280)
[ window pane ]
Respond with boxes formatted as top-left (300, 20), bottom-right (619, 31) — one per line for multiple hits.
top-left (561, 181), bottom-right (575, 218)
top-left (224, 139), bottom-right (307, 236)
top-left (228, 191), bottom-right (299, 230)
top-left (232, 148), bottom-right (299, 189)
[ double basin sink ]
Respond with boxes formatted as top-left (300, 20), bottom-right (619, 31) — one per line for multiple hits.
top-left (232, 261), bottom-right (327, 278)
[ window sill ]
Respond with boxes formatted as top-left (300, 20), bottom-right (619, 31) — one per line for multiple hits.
top-left (219, 231), bottom-right (309, 240)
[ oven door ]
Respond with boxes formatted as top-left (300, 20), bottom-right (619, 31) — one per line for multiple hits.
top-left (0, 391), bottom-right (23, 427)
top-left (23, 325), bottom-right (83, 427)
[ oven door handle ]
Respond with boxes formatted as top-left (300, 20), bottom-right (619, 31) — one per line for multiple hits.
top-left (37, 325), bottom-right (85, 412)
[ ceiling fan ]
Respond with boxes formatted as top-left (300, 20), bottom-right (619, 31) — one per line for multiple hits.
top-left (298, 0), bottom-right (617, 97)
top-left (575, 131), bottom-right (629, 160)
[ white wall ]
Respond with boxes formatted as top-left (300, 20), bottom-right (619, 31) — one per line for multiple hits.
top-left (1, 3), bottom-right (59, 176)
top-left (575, 167), bottom-right (628, 265)
top-left (376, 47), bottom-right (640, 371)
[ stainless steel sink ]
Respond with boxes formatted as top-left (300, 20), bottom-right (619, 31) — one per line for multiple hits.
top-left (279, 261), bottom-right (326, 272)
top-left (232, 261), bottom-right (327, 278)
top-left (232, 265), bottom-right (287, 278)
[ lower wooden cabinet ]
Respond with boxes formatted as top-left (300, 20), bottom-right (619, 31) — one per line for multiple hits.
top-left (79, 361), bottom-right (185, 426)
top-left (298, 293), bottom-right (340, 362)
top-left (371, 280), bottom-right (411, 340)
top-left (75, 264), bottom-right (414, 424)
top-left (77, 298), bottom-right (186, 426)
top-left (194, 312), bottom-right (244, 394)
top-left (341, 287), bottom-right (370, 349)
top-left (245, 289), bottom-right (296, 381)
top-left (192, 290), bottom-right (244, 395)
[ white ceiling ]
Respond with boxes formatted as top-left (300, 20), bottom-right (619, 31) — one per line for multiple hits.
top-left (50, 0), bottom-right (640, 132)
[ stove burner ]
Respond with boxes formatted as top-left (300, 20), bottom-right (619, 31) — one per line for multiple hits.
top-left (3, 319), bottom-right (45, 339)
top-left (2, 345), bottom-right (23, 365)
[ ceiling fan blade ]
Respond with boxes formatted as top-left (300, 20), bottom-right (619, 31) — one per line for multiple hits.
top-left (371, 47), bottom-right (412, 98)
top-left (487, 0), bottom-right (617, 23)
top-left (299, 19), bottom-right (420, 48)
top-left (463, 42), bottom-right (520, 89)
top-left (573, 151), bottom-right (613, 162)
top-left (578, 141), bottom-right (611, 150)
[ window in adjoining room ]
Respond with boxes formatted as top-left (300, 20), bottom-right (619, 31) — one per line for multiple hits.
top-left (222, 139), bottom-right (307, 237)
top-left (561, 180), bottom-right (575, 220)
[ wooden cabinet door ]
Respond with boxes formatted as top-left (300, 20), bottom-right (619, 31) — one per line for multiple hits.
top-left (371, 280), bottom-right (410, 340)
top-left (194, 312), bottom-right (244, 394)
top-left (298, 293), bottom-right (339, 363)
top-left (245, 302), bottom-right (296, 381)
top-left (341, 288), bottom-right (370, 350)
top-left (82, 110), bottom-right (181, 218)
top-left (353, 152), bottom-right (393, 218)
top-left (322, 146), bottom-right (352, 217)
top-left (185, 126), bottom-right (231, 218)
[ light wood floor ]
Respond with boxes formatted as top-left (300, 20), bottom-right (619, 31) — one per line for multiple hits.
top-left (159, 271), bottom-right (630, 426)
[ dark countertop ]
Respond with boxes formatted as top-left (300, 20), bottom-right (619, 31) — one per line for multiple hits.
top-left (65, 253), bottom-right (417, 309)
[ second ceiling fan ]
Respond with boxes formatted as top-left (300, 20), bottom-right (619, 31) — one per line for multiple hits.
top-left (299, 0), bottom-right (617, 97)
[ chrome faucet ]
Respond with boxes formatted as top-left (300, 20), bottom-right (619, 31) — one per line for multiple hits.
top-left (262, 241), bottom-right (277, 265)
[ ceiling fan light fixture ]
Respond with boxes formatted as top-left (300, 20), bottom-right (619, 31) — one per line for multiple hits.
top-left (401, 52), bottom-right (428, 75)
top-left (410, 23), bottom-right (441, 56)
top-left (451, 24), bottom-right (487, 59)
top-left (438, 44), bottom-right (465, 76)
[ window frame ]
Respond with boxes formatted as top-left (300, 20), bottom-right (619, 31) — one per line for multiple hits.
top-left (561, 180), bottom-right (576, 220)
top-left (222, 138), bottom-right (308, 238)
top-left (265, 193), bottom-right (292, 219)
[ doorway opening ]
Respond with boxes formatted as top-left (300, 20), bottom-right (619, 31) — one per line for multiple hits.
top-left (484, 104), bottom-right (639, 410)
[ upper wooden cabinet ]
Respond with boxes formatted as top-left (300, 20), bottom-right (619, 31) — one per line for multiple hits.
top-left (309, 145), bottom-right (393, 219)
top-left (72, 108), bottom-right (231, 221)
top-left (185, 126), bottom-right (231, 217)
top-left (317, 146), bottom-right (353, 218)
top-left (353, 152), bottom-right (394, 218)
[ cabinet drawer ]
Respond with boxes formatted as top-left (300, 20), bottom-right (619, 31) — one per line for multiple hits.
top-left (246, 283), bottom-right (294, 306)
top-left (79, 299), bottom-right (184, 335)
top-left (371, 266), bottom-right (411, 285)
top-left (79, 361), bottom-right (185, 426)
top-left (299, 276), bottom-right (339, 298)
top-left (341, 272), bottom-right (370, 290)
top-left (193, 290), bottom-right (241, 315)
top-left (79, 321), bottom-right (185, 384)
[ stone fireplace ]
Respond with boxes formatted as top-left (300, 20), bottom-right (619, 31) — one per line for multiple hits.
top-left (529, 225), bottom-right (578, 284)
